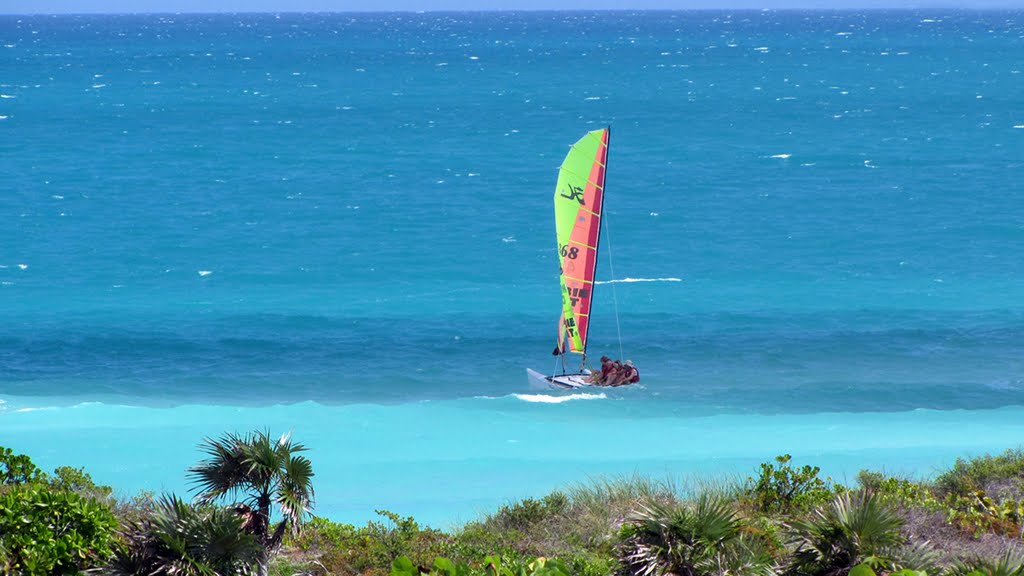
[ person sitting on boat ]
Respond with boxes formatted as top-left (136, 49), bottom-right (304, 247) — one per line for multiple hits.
top-left (609, 360), bottom-right (639, 386)
top-left (622, 360), bottom-right (640, 384)
top-left (587, 356), bottom-right (617, 385)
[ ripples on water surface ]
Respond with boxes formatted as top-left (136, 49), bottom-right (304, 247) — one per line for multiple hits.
top-left (1, 10), bottom-right (1023, 524)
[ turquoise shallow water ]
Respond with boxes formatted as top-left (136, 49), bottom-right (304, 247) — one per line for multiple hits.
top-left (2, 10), bottom-right (1024, 526)
top-left (5, 399), bottom-right (1024, 527)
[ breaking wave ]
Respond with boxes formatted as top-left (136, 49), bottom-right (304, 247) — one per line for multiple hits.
top-left (594, 277), bottom-right (681, 284)
top-left (511, 393), bottom-right (607, 403)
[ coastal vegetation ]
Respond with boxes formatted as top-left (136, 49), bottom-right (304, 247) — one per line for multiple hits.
top-left (1, 437), bottom-right (1023, 575)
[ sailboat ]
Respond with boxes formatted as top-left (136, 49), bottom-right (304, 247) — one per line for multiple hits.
top-left (527, 127), bottom-right (627, 390)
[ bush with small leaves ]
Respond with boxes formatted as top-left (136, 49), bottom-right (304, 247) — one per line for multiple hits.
top-left (0, 484), bottom-right (117, 575)
top-left (0, 446), bottom-right (43, 485)
top-left (747, 454), bottom-right (843, 516)
top-left (935, 449), bottom-right (1024, 497)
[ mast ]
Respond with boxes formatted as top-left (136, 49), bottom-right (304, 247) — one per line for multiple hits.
top-left (580, 125), bottom-right (609, 367)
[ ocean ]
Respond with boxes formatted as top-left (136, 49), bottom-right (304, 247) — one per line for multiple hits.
top-left (2, 10), bottom-right (1023, 527)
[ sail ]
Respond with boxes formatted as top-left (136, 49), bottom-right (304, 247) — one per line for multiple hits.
top-left (553, 127), bottom-right (609, 356)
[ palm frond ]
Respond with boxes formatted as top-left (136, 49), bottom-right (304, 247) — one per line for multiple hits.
top-left (950, 551), bottom-right (1024, 576)
top-left (884, 540), bottom-right (942, 575)
top-left (240, 430), bottom-right (281, 494)
top-left (189, 432), bottom-right (250, 505)
top-left (621, 496), bottom-right (744, 576)
top-left (277, 454), bottom-right (315, 525)
top-left (106, 493), bottom-right (261, 576)
top-left (785, 492), bottom-right (905, 576)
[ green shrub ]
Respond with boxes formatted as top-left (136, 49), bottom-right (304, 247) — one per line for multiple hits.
top-left (944, 490), bottom-right (1024, 539)
top-left (490, 492), bottom-right (570, 532)
top-left (50, 465), bottom-right (113, 498)
top-left (0, 484), bottom-right (117, 575)
top-left (389, 554), bottom-right (573, 576)
top-left (315, 510), bottom-right (452, 575)
top-left (857, 470), bottom-right (944, 511)
top-left (0, 446), bottom-right (115, 501)
top-left (483, 555), bottom-right (573, 576)
top-left (0, 446), bottom-right (43, 485)
top-left (849, 563), bottom-right (931, 576)
top-left (445, 521), bottom-right (523, 564)
top-left (270, 557), bottom-right (326, 576)
top-left (935, 448), bottom-right (1024, 497)
top-left (109, 490), bottom-right (158, 525)
top-left (746, 454), bottom-right (842, 515)
top-left (288, 515), bottom-right (358, 551)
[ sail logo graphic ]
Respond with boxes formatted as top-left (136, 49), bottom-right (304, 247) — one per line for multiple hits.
top-left (565, 286), bottom-right (590, 307)
top-left (560, 183), bottom-right (585, 205)
top-left (563, 315), bottom-right (577, 337)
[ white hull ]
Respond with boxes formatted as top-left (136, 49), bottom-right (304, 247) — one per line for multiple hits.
top-left (526, 368), bottom-right (592, 390)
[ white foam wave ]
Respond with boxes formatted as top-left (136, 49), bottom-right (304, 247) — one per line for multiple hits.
top-left (512, 393), bottom-right (606, 404)
top-left (594, 277), bottom-right (681, 284)
top-left (17, 263), bottom-right (27, 270)
top-left (1014, 125), bottom-right (1024, 129)
top-left (0, 94), bottom-right (15, 98)
top-left (770, 153), bottom-right (792, 159)
top-left (197, 270), bottom-right (212, 276)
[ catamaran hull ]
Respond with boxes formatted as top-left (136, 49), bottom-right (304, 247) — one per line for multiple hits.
top-left (526, 368), bottom-right (592, 390)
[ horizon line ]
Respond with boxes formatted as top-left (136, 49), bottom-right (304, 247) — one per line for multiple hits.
top-left (3, 6), bottom-right (1020, 15)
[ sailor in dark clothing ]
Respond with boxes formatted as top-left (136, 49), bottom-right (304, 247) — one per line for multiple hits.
top-left (609, 359), bottom-right (639, 386)
top-left (622, 359), bottom-right (640, 384)
top-left (587, 355), bottom-right (617, 385)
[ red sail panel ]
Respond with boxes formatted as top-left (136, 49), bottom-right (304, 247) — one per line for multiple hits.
top-left (555, 128), bottom-right (608, 354)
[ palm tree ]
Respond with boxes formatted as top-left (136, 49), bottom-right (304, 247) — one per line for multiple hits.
top-left (619, 495), bottom-right (775, 576)
top-left (948, 551), bottom-right (1024, 576)
top-left (105, 494), bottom-right (263, 576)
top-left (785, 491), bottom-right (905, 576)
top-left (188, 430), bottom-right (315, 576)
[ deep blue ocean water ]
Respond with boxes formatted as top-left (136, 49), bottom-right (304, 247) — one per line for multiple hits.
top-left (2, 10), bottom-right (1024, 527)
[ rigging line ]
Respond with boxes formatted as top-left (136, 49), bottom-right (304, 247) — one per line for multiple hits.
top-left (599, 127), bottom-right (623, 362)
top-left (603, 207), bottom-right (625, 362)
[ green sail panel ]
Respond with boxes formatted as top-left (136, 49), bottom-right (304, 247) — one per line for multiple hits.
top-left (554, 127), bottom-right (609, 356)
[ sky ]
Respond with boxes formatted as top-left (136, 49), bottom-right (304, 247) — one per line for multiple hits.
top-left (2, 0), bottom-right (1024, 13)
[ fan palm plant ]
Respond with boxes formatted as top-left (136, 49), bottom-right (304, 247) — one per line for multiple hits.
top-left (786, 491), bottom-right (905, 576)
top-left (620, 495), bottom-right (775, 576)
top-left (947, 551), bottom-right (1024, 576)
top-left (188, 430), bottom-right (315, 576)
top-left (104, 494), bottom-right (262, 576)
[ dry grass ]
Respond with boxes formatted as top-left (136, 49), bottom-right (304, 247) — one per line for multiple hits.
top-left (901, 505), bottom-right (1024, 565)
